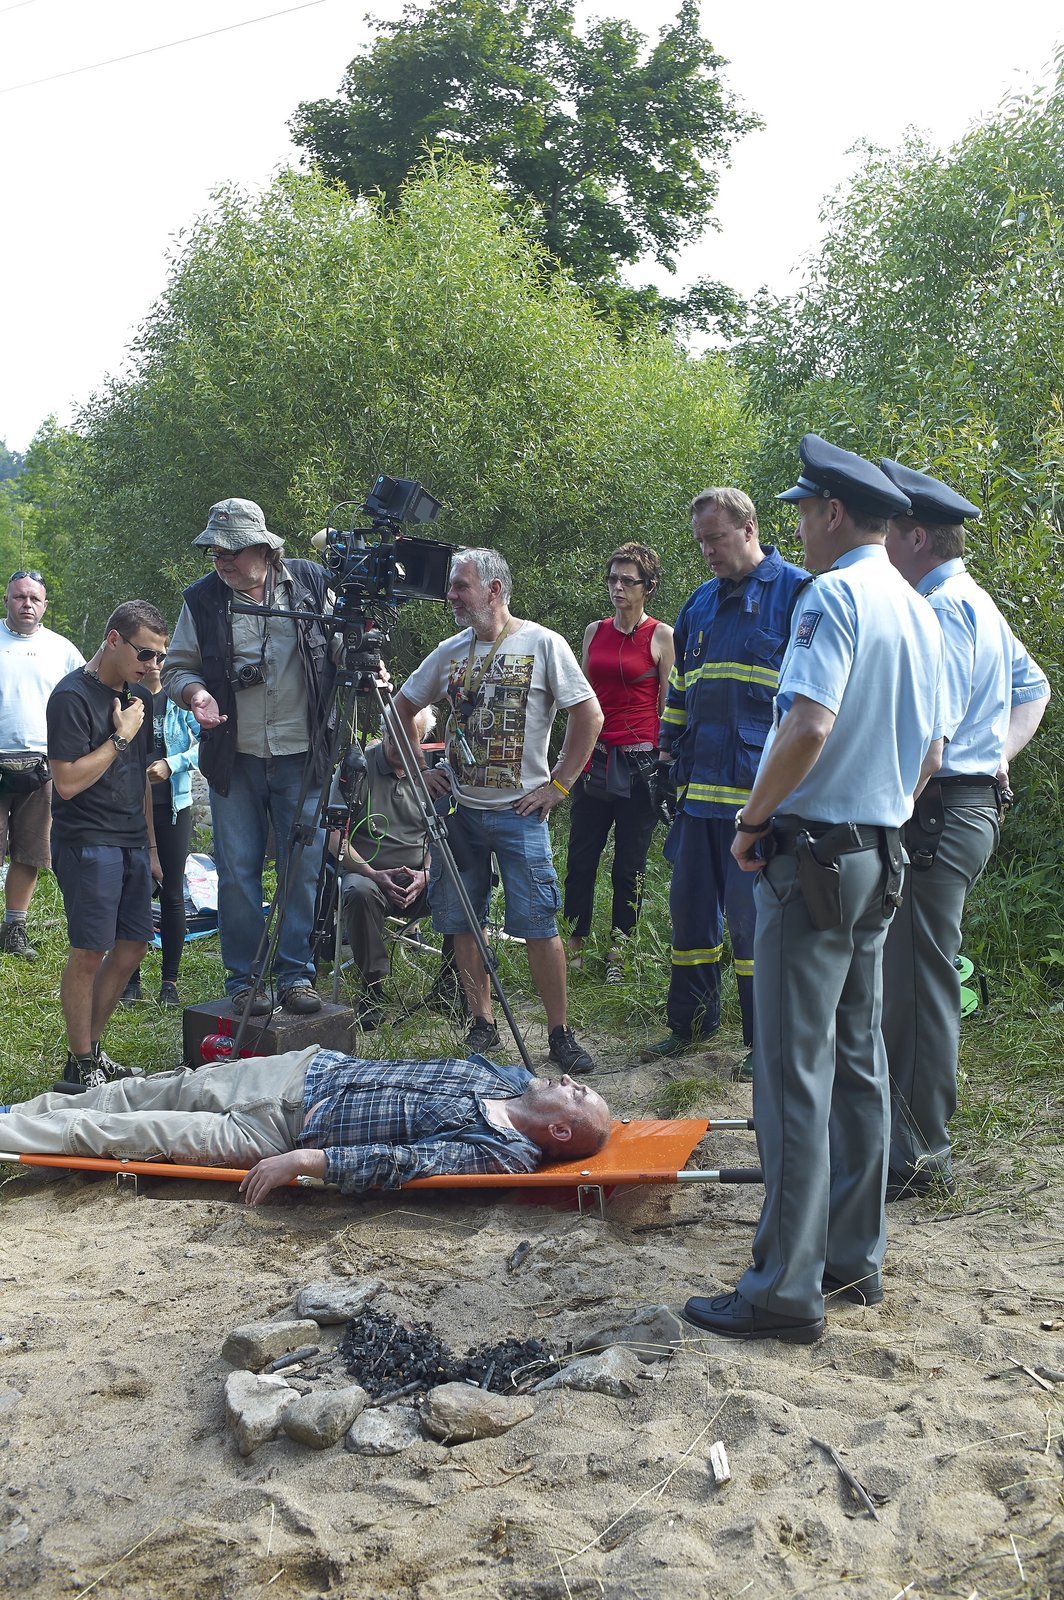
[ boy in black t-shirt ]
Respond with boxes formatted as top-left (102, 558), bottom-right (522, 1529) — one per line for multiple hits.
top-left (46, 600), bottom-right (169, 1087)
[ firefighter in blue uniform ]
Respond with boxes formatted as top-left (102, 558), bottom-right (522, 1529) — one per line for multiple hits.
top-left (644, 488), bottom-right (807, 1063)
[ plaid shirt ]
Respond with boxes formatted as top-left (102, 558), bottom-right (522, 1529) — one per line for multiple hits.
top-left (298, 1050), bottom-right (542, 1194)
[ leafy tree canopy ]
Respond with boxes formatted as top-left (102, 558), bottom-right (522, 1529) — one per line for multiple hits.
top-left (290, 0), bottom-right (758, 328)
top-left (0, 440), bottom-right (24, 482)
top-left (64, 159), bottom-right (748, 658)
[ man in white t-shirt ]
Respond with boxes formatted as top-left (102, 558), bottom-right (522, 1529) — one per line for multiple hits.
top-left (0, 569), bottom-right (84, 960)
top-left (394, 548), bottom-right (603, 1073)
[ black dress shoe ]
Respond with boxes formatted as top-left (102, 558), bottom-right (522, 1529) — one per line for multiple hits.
top-left (886, 1166), bottom-right (956, 1203)
top-left (822, 1273), bottom-right (883, 1306)
top-left (681, 1290), bottom-right (825, 1344)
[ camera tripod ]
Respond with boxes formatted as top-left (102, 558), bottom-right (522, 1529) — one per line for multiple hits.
top-left (230, 609), bottom-right (534, 1072)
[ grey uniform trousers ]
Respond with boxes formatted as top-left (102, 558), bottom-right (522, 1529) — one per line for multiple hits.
top-left (738, 847), bottom-right (892, 1320)
top-left (0, 1047), bottom-right (317, 1166)
top-left (882, 804), bottom-right (998, 1180)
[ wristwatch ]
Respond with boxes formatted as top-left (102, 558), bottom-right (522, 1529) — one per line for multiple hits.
top-left (734, 808), bottom-right (768, 834)
top-left (111, 733), bottom-right (129, 753)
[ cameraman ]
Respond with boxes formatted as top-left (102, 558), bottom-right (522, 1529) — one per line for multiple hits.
top-left (163, 499), bottom-right (335, 1018)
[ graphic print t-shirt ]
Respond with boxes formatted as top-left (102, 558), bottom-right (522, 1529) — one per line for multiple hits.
top-left (401, 620), bottom-right (592, 809)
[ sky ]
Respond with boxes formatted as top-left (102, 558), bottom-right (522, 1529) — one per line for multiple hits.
top-left (0, 0), bottom-right (1060, 453)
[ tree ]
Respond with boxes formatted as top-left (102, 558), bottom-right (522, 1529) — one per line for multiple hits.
top-left (290, 0), bottom-right (758, 326)
top-left (63, 159), bottom-right (748, 659)
top-left (736, 56), bottom-right (1064, 978)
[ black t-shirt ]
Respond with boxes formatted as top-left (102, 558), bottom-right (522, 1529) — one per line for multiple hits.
top-left (46, 668), bottom-right (152, 848)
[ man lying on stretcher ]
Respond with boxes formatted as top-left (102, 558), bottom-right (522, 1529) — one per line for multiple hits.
top-left (0, 1047), bottom-right (612, 1204)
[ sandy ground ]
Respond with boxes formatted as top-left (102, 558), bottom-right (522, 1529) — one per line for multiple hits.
top-left (1, 1030), bottom-right (1062, 1600)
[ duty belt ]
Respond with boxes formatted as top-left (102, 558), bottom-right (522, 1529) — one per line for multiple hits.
top-left (771, 816), bottom-right (884, 855)
top-left (937, 775), bottom-right (1000, 808)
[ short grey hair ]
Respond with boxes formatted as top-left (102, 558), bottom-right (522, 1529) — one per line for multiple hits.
top-left (689, 487), bottom-right (758, 531)
top-left (450, 547), bottom-right (513, 604)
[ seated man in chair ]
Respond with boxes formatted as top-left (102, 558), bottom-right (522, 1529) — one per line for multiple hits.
top-left (0, 1048), bottom-right (611, 1204)
top-left (332, 707), bottom-right (460, 1027)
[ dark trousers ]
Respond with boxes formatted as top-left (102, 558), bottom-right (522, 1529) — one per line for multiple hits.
top-left (133, 805), bottom-right (193, 987)
top-left (663, 812), bottom-right (756, 1044)
top-left (342, 874), bottom-right (456, 991)
top-left (562, 776), bottom-right (658, 938)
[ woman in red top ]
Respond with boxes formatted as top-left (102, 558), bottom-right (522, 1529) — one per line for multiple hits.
top-left (563, 543), bottom-right (674, 980)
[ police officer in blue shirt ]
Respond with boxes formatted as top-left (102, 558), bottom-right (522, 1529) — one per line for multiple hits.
top-left (680, 435), bottom-right (945, 1344)
top-left (880, 460), bottom-right (1050, 1200)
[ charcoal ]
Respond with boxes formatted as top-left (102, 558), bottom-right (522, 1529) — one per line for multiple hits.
top-left (338, 1308), bottom-right (559, 1399)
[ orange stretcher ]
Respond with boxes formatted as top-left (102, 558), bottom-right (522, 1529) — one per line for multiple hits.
top-left (0, 1117), bottom-right (762, 1208)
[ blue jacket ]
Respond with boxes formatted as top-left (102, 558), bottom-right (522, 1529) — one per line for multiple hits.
top-left (160, 700), bottom-right (201, 822)
top-left (660, 547), bottom-right (809, 817)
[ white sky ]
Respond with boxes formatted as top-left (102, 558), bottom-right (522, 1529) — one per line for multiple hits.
top-left (0, 0), bottom-right (1059, 452)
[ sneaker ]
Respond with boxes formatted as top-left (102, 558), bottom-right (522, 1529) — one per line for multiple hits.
top-left (158, 982), bottom-right (181, 1007)
top-left (231, 987), bottom-right (272, 1018)
top-left (0, 921), bottom-right (37, 961)
top-left (282, 983), bottom-right (322, 1015)
top-left (95, 1045), bottom-right (144, 1080)
top-left (62, 1048), bottom-right (141, 1089)
top-left (547, 1025), bottom-right (594, 1075)
top-left (120, 977), bottom-right (143, 1005)
top-left (466, 1016), bottom-right (501, 1054)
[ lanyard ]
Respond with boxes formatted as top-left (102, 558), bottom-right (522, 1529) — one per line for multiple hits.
top-left (462, 619), bottom-right (516, 701)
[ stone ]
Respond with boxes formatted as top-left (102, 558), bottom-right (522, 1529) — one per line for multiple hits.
top-left (577, 1304), bottom-right (687, 1364)
top-left (421, 1382), bottom-right (534, 1444)
top-left (283, 1385), bottom-right (369, 1449)
top-left (221, 1319), bottom-right (321, 1372)
top-left (295, 1279), bottom-right (384, 1325)
top-left (224, 1370), bottom-right (298, 1457)
top-left (534, 1346), bottom-right (644, 1397)
top-left (345, 1406), bottom-right (423, 1456)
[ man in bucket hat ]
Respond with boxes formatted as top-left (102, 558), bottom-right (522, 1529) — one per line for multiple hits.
top-left (163, 498), bottom-right (334, 1017)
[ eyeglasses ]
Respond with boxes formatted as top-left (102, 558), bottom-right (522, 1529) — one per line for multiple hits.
top-left (607, 573), bottom-right (645, 588)
top-left (207, 547), bottom-right (239, 561)
top-left (8, 570), bottom-right (45, 586)
top-left (119, 634), bottom-right (167, 664)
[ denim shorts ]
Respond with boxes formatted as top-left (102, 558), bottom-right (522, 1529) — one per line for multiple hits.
top-left (428, 805), bottom-right (561, 940)
top-left (53, 840), bottom-right (154, 951)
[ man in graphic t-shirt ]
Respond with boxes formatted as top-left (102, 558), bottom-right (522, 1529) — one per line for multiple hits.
top-left (394, 548), bottom-right (602, 1073)
top-left (46, 600), bottom-right (169, 1088)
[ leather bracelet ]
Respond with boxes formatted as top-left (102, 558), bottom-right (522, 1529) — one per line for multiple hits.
top-left (735, 809), bottom-right (769, 834)
top-left (550, 777), bottom-right (570, 798)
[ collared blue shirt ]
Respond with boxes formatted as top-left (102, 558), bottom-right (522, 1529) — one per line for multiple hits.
top-left (917, 559), bottom-right (1048, 776)
top-left (659, 546), bottom-right (809, 816)
top-left (298, 1051), bottom-right (541, 1193)
top-left (766, 545), bottom-right (945, 826)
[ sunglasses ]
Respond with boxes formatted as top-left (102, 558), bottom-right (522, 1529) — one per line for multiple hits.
top-left (8, 569), bottom-right (45, 586)
top-left (119, 633), bottom-right (167, 664)
top-left (607, 573), bottom-right (645, 588)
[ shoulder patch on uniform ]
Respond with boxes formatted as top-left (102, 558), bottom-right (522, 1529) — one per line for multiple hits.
top-left (793, 609), bottom-right (822, 648)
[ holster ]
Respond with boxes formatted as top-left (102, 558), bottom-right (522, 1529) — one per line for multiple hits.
top-left (794, 831), bottom-right (843, 930)
top-left (903, 780), bottom-right (945, 871)
top-left (878, 826), bottom-right (905, 917)
top-left (775, 820), bottom-right (886, 931)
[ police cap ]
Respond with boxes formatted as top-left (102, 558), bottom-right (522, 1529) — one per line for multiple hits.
top-left (879, 459), bottom-right (981, 523)
top-left (777, 434), bottom-right (912, 519)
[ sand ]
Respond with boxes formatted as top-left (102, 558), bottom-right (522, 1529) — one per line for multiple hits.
top-left (1, 1036), bottom-right (1062, 1600)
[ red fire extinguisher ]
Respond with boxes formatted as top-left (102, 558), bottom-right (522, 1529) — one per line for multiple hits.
top-left (199, 1016), bottom-right (257, 1065)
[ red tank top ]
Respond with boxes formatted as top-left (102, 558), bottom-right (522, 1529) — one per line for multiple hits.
top-left (586, 616), bottom-right (661, 747)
